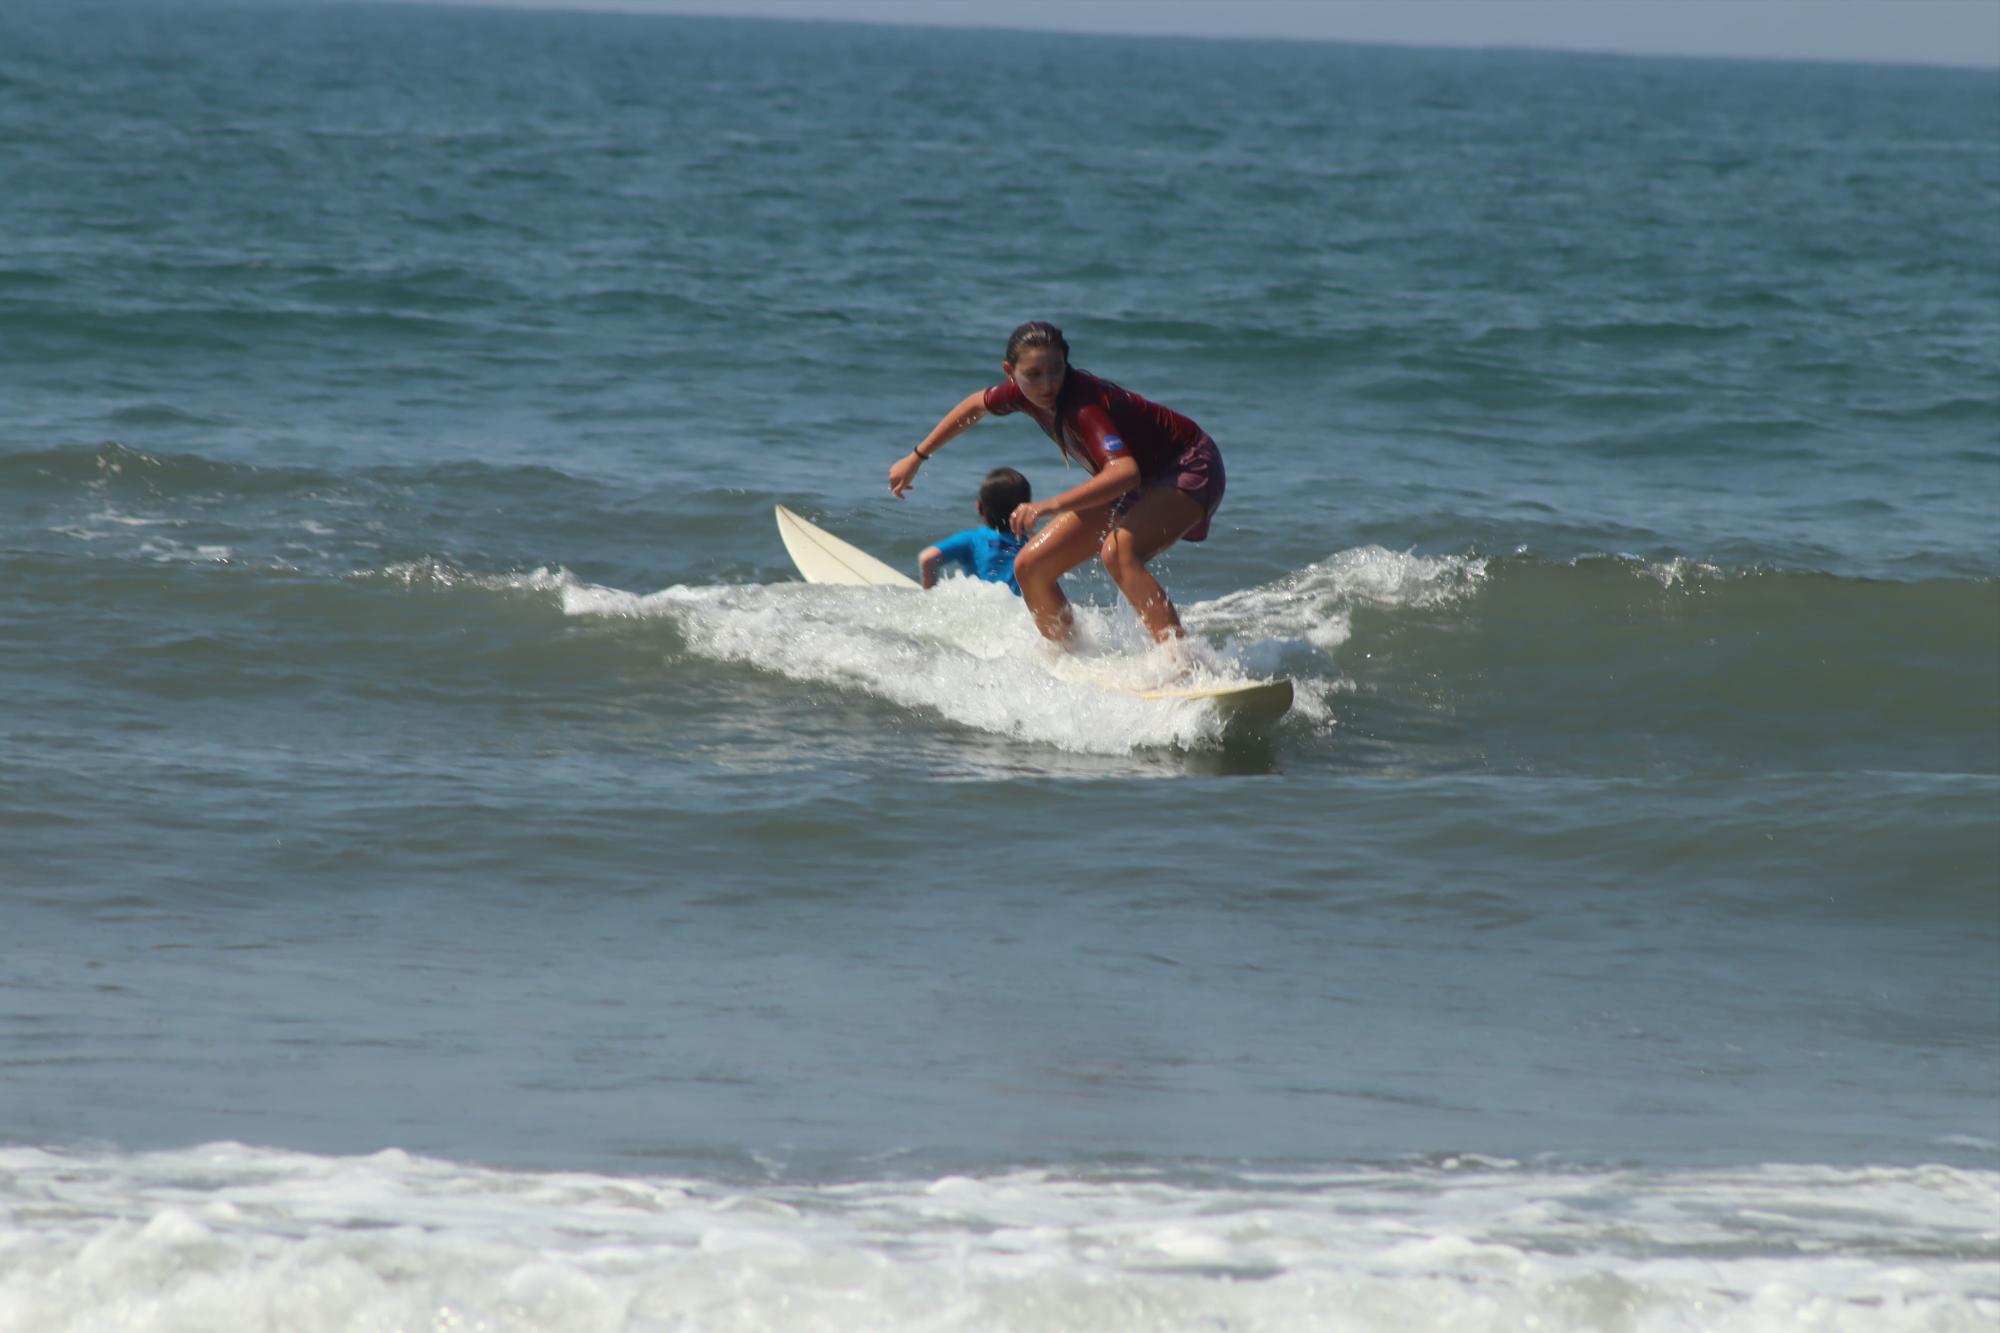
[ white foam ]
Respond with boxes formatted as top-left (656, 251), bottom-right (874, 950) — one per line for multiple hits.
top-left (1636, 555), bottom-right (1727, 588)
top-left (1938, 1135), bottom-right (1999, 1153)
top-left (0, 1145), bottom-right (1991, 1333)
top-left (365, 559), bottom-right (576, 595)
top-left (344, 548), bottom-right (1481, 748)
top-left (562, 573), bottom-right (1292, 754)
top-left (136, 538), bottom-right (233, 564)
top-left (50, 507), bottom-right (177, 544)
top-left (539, 549), bottom-right (1497, 749)
top-left (1193, 545), bottom-right (1488, 652)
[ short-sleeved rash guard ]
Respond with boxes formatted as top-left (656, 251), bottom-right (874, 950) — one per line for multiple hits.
top-left (982, 369), bottom-right (1209, 478)
top-left (933, 526), bottom-right (1023, 595)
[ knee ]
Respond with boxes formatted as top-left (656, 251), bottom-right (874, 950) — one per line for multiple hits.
top-left (1099, 529), bottom-right (1143, 583)
top-left (1013, 544), bottom-right (1058, 592)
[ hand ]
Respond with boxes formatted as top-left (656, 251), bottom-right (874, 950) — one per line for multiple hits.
top-left (1010, 501), bottom-right (1044, 538)
top-left (888, 451), bottom-right (923, 498)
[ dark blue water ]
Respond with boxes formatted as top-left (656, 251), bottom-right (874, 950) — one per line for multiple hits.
top-left (1, 5), bottom-right (1995, 1328)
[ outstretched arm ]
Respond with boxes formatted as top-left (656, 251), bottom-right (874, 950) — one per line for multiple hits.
top-left (918, 545), bottom-right (945, 589)
top-left (889, 390), bottom-right (988, 498)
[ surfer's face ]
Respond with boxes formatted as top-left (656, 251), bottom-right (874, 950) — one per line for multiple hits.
top-left (1004, 346), bottom-right (1067, 410)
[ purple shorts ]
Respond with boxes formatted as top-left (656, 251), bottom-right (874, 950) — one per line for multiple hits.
top-left (1113, 434), bottom-right (1226, 543)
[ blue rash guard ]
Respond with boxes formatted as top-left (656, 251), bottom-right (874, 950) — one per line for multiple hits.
top-left (933, 526), bottom-right (1024, 595)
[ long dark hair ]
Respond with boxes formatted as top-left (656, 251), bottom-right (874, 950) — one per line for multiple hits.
top-left (1004, 320), bottom-right (1068, 365)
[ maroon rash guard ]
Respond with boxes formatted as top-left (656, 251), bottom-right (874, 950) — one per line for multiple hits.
top-left (981, 369), bottom-right (1226, 541)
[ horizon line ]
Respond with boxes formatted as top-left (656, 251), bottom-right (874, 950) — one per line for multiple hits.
top-left (372, 0), bottom-right (2000, 74)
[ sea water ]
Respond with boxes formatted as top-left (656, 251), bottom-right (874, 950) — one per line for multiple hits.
top-left (1, 3), bottom-right (1996, 1328)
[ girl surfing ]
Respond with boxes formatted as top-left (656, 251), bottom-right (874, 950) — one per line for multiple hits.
top-left (887, 321), bottom-right (1226, 647)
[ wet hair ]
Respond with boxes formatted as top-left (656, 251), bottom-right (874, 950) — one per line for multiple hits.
top-left (977, 467), bottom-right (1032, 531)
top-left (1004, 320), bottom-right (1069, 365)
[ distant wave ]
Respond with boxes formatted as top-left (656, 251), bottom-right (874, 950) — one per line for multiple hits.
top-left (8, 442), bottom-right (1993, 772)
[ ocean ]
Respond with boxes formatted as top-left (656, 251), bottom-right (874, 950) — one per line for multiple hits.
top-left (1, 2), bottom-right (1996, 1328)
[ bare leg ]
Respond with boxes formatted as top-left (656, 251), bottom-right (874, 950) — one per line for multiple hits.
top-left (1013, 506), bottom-right (1114, 645)
top-left (1098, 487), bottom-right (1206, 642)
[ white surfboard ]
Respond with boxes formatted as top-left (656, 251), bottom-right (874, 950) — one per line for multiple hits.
top-left (1132, 677), bottom-right (1294, 724)
top-left (775, 504), bottom-right (918, 588)
top-left (772, 505), bottom-right (1292, 724)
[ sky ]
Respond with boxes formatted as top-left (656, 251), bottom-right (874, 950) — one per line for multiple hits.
top-left (413, 0), bottom-right (2000, 69)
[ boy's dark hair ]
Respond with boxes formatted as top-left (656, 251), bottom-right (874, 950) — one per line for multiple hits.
top-left (977, 467), bottom-right (1031, 531)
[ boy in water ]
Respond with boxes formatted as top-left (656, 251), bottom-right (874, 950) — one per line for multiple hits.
top-left (918, 467), bottom-right (1031, 595)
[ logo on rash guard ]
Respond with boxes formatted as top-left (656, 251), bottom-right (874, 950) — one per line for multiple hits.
top-left (1102, 433), bottom-right (1128, 455)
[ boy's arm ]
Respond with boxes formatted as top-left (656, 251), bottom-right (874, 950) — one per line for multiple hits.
top-left (890, 390), bottom-right (988, 498)
top-left (923, 530), bottom-right (977, 588)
